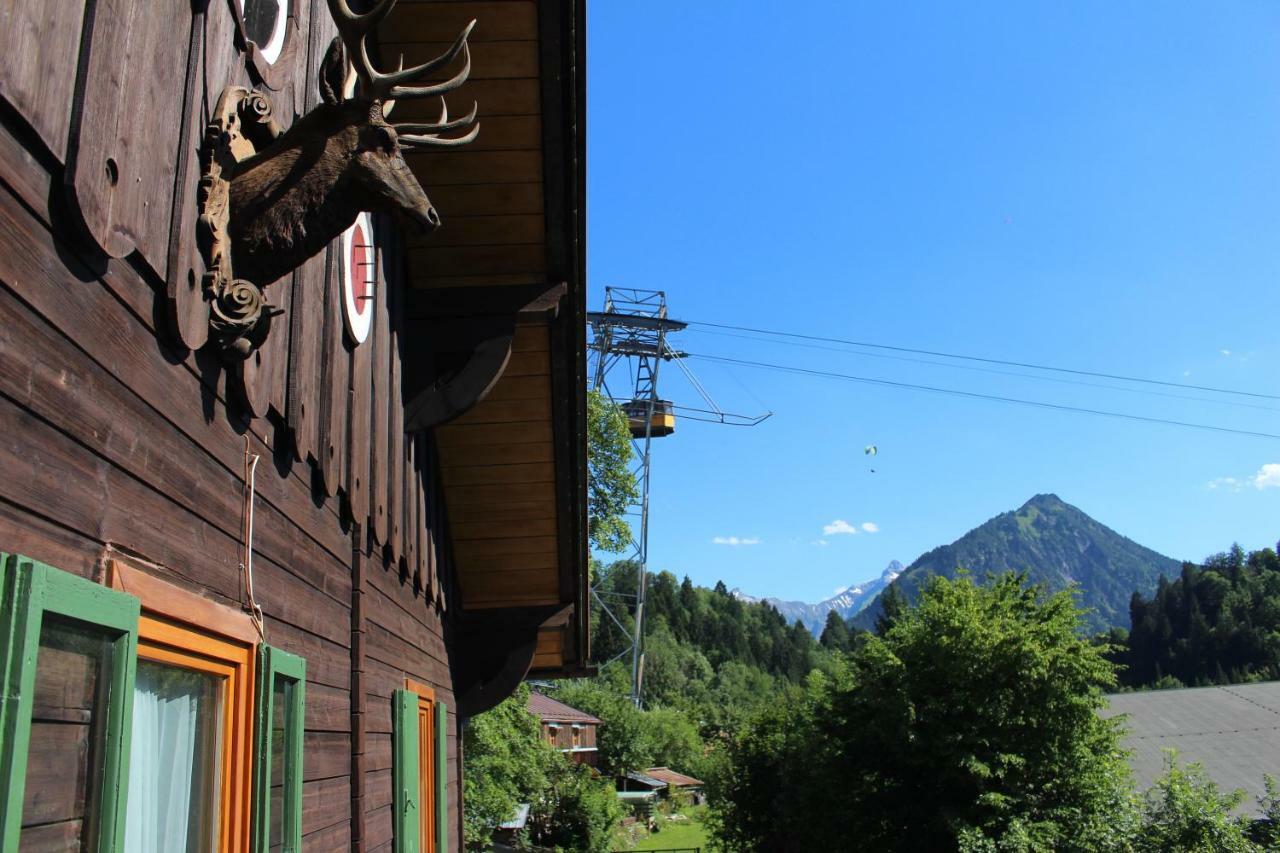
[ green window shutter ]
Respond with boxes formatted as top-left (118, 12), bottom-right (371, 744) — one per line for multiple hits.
top-left (0, 553), bottom-right (140, 853)
top-left (435, 700), bottom-right (448, 853)
top-left (253, 645), bottom-right (306, 852)
top-left (393, 689), bottom-right (421, 853)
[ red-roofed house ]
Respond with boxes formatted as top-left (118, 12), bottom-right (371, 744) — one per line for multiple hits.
top-left (528, 691), bottom-right (602, 765)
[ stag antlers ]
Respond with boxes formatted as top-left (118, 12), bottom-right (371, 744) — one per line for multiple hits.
top-left (325, 0), bottom-right (480, 148)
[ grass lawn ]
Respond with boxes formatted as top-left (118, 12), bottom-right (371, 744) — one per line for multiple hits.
top-left (626, 805), bottom-right (711, 851)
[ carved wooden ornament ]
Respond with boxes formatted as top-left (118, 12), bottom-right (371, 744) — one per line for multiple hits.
top-left (197, 0), bottom-right (480, 360)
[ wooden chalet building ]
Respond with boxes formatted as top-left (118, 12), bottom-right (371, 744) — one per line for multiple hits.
top-left (526, 690), bottom-right (600, 766)
top-left (0, 0), bottom-right (586, 850)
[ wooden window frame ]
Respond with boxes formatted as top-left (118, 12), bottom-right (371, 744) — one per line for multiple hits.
top-left (0, 553), bottom-right (140, 852)
top-left (110, 560), bottom-right (257, 853)
top-left (252, 645), bottom-right (305, 853)
top-left (393, 680), bottom-right (449, 853)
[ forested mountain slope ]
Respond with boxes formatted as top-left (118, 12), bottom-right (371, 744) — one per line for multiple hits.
top-left (1117, 543), bottom-right (1280, 687)
top-left (854, 494), bottom-right (1181, 633)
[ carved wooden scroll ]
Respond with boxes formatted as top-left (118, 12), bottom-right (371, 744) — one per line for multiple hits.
top-left (452, 605), bottom-right (571, 718)
top-left (199, 87), bottom-right (288, 359)
top-left (402, 283), bottom-right (566, 431)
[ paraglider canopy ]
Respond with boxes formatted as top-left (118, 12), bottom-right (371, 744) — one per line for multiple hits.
top-left (864, 444), bottom-right (877, 456)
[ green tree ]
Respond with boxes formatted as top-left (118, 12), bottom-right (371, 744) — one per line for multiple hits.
top-left (712, 573), bottom-right (1135, 852)
top-left (1119, 544), bottom-right (1280, 689)
top-left (640, 706), bottom-right (706, 775)
top-left (1249, 774), bottom-right (1280, 849)
top-left (461, 684), bottom-right (556, 850)
top-left (874, 581), bottom-right (907, 635)
top-left (1136, 752), bottom-right (1257, 852)
top-left (556, 680), bottom-right (655, 775)
top-left (587, 389), bottom-right (639, 552)
top-left (819, 609), bottom-right (851, 652)
top-left (528, 760), bottom-right (625, 853)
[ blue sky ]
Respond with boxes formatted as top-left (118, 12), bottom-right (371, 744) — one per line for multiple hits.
top-left (586, 1), bottom-right (1280, 603)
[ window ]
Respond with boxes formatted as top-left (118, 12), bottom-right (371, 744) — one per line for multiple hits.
top-left (340, 212), bottom-right (376, 344)
top-left (253, 646), bottom-right (305, 853)
top-left (546, 724), bottom-right (560, 745)
top-left (572, 724), bottom-right (582, 749)
top-left (394, 681), bottom-right (449, 853)
top-left (237, 0), bottom-right (288, 64)
top-left (1, 557), bottom-right (310, 853)
top-left (0, 553), bottom-right (139, 851)
top-left (127, 616), bottom-right (254, 851)
top-left (111, 560), bottom-right (257, 853)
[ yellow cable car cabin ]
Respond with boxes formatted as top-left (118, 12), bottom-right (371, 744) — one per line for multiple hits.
top-left (624, 399), bottom-right (676, 438)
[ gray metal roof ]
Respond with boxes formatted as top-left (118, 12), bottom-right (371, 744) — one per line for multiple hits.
top-left (622, 770), bottom-right (667, 789)
top-left (1102, 681), bottom-right (1280, 814)
top-left (498, 803), bottom-right (530, 831)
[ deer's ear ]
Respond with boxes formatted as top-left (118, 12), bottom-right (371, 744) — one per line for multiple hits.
top-left (360, 124), bottom-right (398, 154)
top-left (319, 38), bottom-right (345, 106)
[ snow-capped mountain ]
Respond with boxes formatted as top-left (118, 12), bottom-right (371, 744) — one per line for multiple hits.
top-left (732, 560), bottom-right (903, 637)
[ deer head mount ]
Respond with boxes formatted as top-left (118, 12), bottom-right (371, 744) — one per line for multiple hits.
top-left (198, 0), bottom-right (479, 359)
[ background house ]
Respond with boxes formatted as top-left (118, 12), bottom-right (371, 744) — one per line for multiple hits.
top-left (1103, 681), bottom-right (1280, 815)
top-left (528, 690), bottom-right (601, 766)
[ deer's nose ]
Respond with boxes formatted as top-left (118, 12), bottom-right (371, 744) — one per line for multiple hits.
top-left (412, 205), bottom-right (442, 234)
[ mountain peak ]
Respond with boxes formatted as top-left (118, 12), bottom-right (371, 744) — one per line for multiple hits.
top-left (854, 496), bottom-right (1179, 634)
top-left (733, 561), bottom-right (905, 637)
top-left (1023, 493), bottom-right (1066, 510)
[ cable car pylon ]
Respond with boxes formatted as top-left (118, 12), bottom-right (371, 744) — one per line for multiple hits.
top-left (587, 287), bottom-right (770, 707)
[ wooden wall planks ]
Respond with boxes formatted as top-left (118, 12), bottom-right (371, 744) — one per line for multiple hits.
top-left (66, 0), bottom-right (201, 269)
top-left (0, 0), bottom-right (474, 848)
top-left (0, 0), bottom-right (85, 161)
top-left (372, 234), bottom-right (392, 546)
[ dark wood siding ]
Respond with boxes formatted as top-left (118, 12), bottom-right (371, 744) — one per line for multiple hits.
top-left (0, 1), bottom-right (464, 848)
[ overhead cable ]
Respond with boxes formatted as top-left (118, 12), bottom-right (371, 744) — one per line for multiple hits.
top-left (686, 320), bottom-right (1280, 401)
top-left (688, 353), bottom-right (1280, 441)
top-left (684, 328), bottom-right (1280, 413)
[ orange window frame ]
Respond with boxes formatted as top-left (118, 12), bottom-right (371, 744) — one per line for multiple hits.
top-left (407, 679), bottom-right (436, 853)
top-left (110, 561), bottom-right (257, 853)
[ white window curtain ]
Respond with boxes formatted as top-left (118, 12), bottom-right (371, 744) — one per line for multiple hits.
top-left (124, 660), bottom-right (223, 853)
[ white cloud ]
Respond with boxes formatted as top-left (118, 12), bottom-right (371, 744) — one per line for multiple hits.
top-left (811, 539), bottom-right (829, 547)
top-left (1183, 370), bottom-right (1192, 377)
top-left (1220, 349), bottom-right (1232, 357)
top-left (712, 536), bottom-right (760, 546)
top-left (1254, 464), bottom-right (1280, 490)
top-left (1207, 465), bottom-right (1280, 492)
top-left (823, 519), bottom-right (859, 536)
top-left (861, 522), bottom-right (880, 533)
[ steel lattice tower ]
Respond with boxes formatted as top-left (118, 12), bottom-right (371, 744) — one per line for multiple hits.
top-left (587, 288), bottom-right (686, 707)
